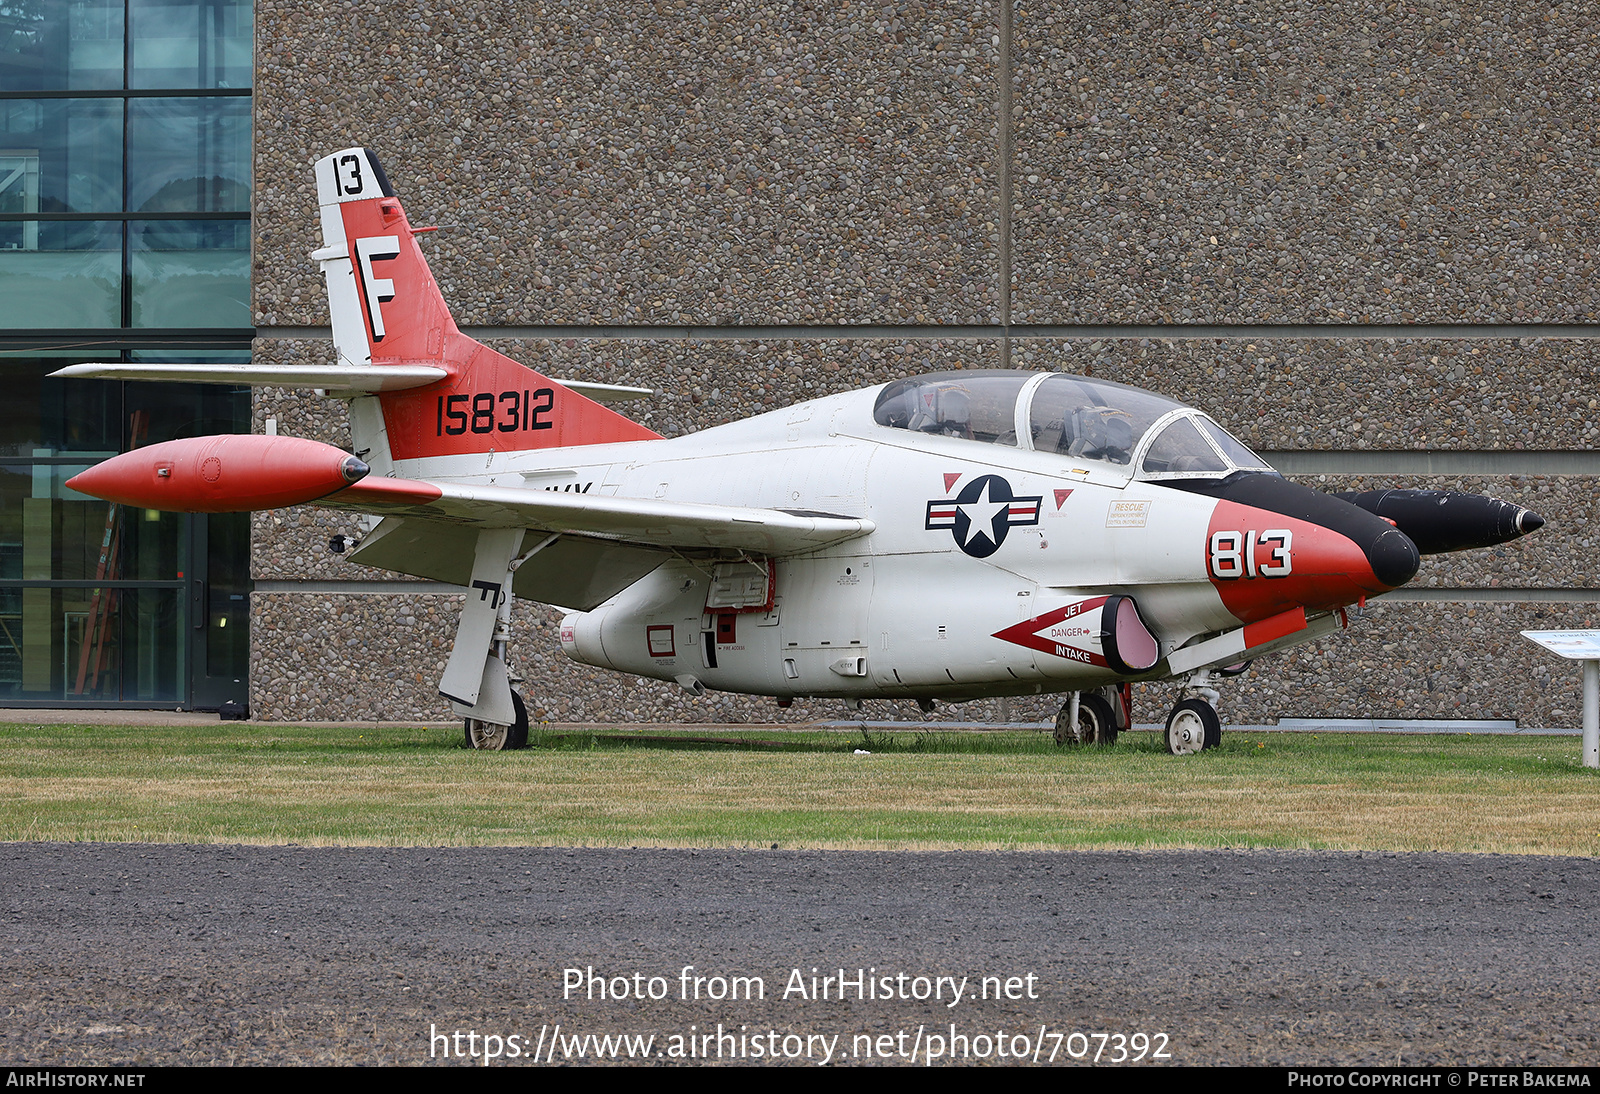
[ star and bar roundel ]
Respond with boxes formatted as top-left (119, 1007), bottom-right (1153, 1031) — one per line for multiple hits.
top-left (925, 473), bottom-right (1042, 558)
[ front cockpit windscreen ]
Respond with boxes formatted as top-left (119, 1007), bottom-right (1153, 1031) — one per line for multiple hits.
top-left (872, 371), bottom-right (1275, 480)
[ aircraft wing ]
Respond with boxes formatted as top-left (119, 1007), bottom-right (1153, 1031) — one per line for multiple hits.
top-left (325, 478), bottom-right (874, 610)
top-left (321, 476), bottom-right (875, 556)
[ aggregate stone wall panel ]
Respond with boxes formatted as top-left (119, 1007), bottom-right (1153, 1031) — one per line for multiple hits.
top-left (1286, 475), bottom-right (1596, 589)
top-left (1013, 338), bottom-right (1600, 451)
top-left (253, 0), bottom-right (1001, 328)
top-left (1206, 599), bottom-right (1598, 728)
top-left (248, 337), bottom-right (997, 580)
top-left (1012, 0), bottom-right (1600, 324)
top-left (251, 593), bottom-right (1594, 728)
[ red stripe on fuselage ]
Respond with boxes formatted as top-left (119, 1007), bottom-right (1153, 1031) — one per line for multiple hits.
top-left (1242, 605), bottom-right (1308, 648)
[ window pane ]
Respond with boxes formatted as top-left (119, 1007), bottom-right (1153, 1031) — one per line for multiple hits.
top-left (0, 220), bottom-right (121, 328)
top-left (121, 376), bottom-right (250, 443)
top-left (129, 218), bottom-right (251, 327)
top-left (0, 357), bottom-right (121, 456)
top-left (0, 0), bottom-right (124, 92)
top-left (1140, 417), bottom-right (1227, 476)
top-left (127, 97), bottom-right (250, 212)
top-left (0, 460), bottom-right (186, 700)
top-left (0, 582), bottom-right (185, 700)
top-left (0, 98), bottom-right (122, 214)
top-left (129, 0), bottom-right (252, 89)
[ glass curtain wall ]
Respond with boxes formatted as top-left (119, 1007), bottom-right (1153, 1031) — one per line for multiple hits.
top-left (0, 0), bottom-right (251, 707)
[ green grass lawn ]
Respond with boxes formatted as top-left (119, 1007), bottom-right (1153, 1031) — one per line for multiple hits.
top-left (1, 720), bottom-right (1595, 853)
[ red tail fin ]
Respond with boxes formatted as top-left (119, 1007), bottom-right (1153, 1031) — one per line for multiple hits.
top-left (313, 148), bottom-right (661, 461)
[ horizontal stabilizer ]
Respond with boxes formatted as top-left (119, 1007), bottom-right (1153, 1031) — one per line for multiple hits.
top-left (47, 364), bottom-right (653, 404)
top-left (49, 362), bottom-right (447, 392)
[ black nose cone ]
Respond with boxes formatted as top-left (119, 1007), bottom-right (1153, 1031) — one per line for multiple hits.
top-left (1367, 527), bottom-right (1420, 588)
top-left (1519, 509), bottom-right (1545, 535)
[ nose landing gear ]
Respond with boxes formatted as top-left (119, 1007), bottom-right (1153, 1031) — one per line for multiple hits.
top-left (1164, 698), bottom-right (1220, 755)
top-left (1164, 671), bottom-right (1222, 755)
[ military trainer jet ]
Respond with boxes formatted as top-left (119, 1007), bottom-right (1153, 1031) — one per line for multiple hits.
top-left (58, 148), bottom-right (1544, 753)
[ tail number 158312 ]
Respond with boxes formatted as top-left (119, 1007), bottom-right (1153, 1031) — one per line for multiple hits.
top-left (437, 389), bottom-right (555, 436)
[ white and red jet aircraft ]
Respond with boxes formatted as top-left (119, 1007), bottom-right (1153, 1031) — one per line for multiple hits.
top-left (59, 148), bottom-right (1544, 753)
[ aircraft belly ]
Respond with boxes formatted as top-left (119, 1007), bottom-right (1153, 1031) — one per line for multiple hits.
top-left (567, 560), bottom-right (786, 694)
top-left (774, 554), bottom-right (875, 695)
top-left (863, 560), bottom-right (1082, 696)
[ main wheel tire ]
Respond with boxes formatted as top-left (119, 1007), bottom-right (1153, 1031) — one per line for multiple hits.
top-left (1096, 684), bottom-right (1130, 731)
top-left (463, 691), bottom-right (530, 751)
top-left (507, 691), bottom-right (529, 750)
top-left (1054, 693), bottom-right (1118, 746)
top-left (1165, 698), bottom-right (1221, 755)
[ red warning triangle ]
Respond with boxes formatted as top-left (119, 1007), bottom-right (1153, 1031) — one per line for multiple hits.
top-left (1054, 488), bottom-right (1073, 510)
top-left (943, 472), bottom-right (961, 492)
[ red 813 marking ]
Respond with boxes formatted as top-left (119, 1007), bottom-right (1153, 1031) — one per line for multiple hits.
top-left (437, 389), bottom-right (555, 436)
top-left (1208, 528), bottom-right (1292, 580)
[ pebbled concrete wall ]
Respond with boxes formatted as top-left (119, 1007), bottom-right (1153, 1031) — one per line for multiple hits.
top-left (249, 0), bottom-right (1598, 729)
top-left (1010, 0), bottom-right (1600, 324)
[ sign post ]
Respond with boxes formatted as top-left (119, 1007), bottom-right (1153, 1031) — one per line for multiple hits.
top-left (1521, 630), bottom-right (1600, 769)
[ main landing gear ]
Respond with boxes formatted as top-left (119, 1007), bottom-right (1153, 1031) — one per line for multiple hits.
top-left (1054, 687), bottom-right (1125, 746)
top-left (449, 528), bottom-right (558, 752)
top-left (1164, 671), bottom-right (1223, 755)
top-left (465, 691), bottom-right (529, 752)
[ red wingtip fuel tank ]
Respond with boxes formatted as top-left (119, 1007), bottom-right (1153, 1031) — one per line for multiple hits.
top-left (66, 435), bottom-right (370, 513)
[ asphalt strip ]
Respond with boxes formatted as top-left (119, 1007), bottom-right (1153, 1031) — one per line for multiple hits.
top-left (1, 842), bottom-right (1595, 1066)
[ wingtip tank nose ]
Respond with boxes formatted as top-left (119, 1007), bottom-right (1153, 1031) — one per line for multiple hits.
top-left (340, 454), bottom-right (370, 483)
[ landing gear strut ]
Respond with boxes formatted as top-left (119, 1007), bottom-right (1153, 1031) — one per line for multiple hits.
top-left (1054, 691), bottom-right (1118, 746)
top-left (446, 529), bottom-right (552, 753)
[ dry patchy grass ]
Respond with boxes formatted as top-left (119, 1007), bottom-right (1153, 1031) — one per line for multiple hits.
top-left (0, 721), bottom-right (1595, 854)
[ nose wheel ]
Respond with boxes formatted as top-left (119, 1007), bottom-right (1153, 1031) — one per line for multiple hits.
top-left (1164, 698), bottom-right (1221, 755)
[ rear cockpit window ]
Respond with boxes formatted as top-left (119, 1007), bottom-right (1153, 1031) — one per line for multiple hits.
top-left (873, 372), bottom-right (1030, 446)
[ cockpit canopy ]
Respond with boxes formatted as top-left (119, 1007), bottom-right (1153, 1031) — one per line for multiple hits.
top-left (872, 370), bottom-right (1275, 481)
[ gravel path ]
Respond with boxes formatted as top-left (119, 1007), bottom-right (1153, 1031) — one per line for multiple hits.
top-left (2, 844), bottom-right (1596, 1066)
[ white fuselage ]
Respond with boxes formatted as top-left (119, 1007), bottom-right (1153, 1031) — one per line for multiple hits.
top-left (386, 385), bottom-right (1239, 701)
